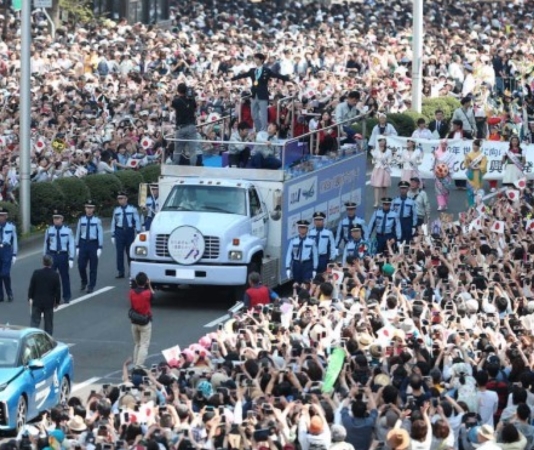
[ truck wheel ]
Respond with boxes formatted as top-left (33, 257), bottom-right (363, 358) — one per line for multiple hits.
top-left (232, 259), bottom-right (262, 302)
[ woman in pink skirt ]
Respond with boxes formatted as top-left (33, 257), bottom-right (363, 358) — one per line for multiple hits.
top-left (370, 137), bottom-right (392, 208)
top-left (400, 139), bottom-right (423, 182)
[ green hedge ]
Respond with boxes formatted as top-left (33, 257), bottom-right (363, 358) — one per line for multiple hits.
top-left (355, 97), bottom-right (461, 139)
top-left (139, 164), bottom-right (161, 184)
top-left (54, 177), bottom-right (91, 220)
top-left (82, 174), bottom-right (123, 217)
top-left (114, 170), bottom-right (145, 207)
top-left (31, 182), bottom-right (66, 227)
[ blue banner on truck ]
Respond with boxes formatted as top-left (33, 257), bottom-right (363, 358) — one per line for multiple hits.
top-left (280, 153), bottom-right (367, 281)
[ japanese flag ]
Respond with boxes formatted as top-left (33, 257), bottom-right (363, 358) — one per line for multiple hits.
top-left (506, 189), bottom-right (520, 203)
top-left (469, 217), bottom-right (483, 231)
top-left (0, 136), bottom-right (5, 147)
top-left (127, 159), bottom-right (139, 169)
top-left (490, 220), bottom-right (505, 234)
top-left (207, 112), bottom-right (220, 123)
top-left (34, 136), bottom-right (46, 154)
top-left (514, 177), bottom-right (527, 190)
top-left (140, 137), bottom-right (153, 150)
top-left (526, 219), bottom-right (534, 232)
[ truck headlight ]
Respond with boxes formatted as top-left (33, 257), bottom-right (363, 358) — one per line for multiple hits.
top-left (228, 250), bottom-right (243, 261)
top-left (135, 247), bottom-right (148, 256)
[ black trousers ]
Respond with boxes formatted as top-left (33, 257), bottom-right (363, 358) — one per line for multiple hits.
top-left (30, 305), bottom-right (54, 336)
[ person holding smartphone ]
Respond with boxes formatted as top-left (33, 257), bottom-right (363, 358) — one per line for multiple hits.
top-left (129, 271), bottom-right (154, 368)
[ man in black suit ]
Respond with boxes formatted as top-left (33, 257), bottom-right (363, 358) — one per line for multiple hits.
top-left (428, 109), bottom-right (448, 139)
top-left (231, 53), bottom-right (292, 132)
top-left (28, 255), bottom-right (61, 335)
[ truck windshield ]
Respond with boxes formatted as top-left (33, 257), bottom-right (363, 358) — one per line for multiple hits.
top-left (162, 185), bottom-right (247, 215)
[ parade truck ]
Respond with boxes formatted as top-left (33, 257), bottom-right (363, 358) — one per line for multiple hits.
top-left (130, 148), bottom-right (366, 296)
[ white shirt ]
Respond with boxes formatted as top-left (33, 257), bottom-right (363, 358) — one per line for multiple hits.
top-left (477, 389), bottom-right (499, 427)
top-left (412, 128), bottom-right (433, 140)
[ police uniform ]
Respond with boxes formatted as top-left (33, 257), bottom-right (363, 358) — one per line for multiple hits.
top-left (111, 191), bottom-right (141, 278)
top-left (335, 202), bottom-right (368, 250)
top-left (44, 211), bottom-right (75, 303)
top-left (75, 200), bottom-right (103, 293)
top-left (342, 226), bottom-right (370, 263)
top-left (368, 198), bottom-right (402, 254)
top-left (0, 208), bottom-right (17, 302)
top-left (308, 212), bottom-right (336, 273)
top-left (391, 181), bottom-right (418, 243)
top-left (143, 184), bottom-right (160, 231)
top-left (285, 220), bottom-right (318, 283)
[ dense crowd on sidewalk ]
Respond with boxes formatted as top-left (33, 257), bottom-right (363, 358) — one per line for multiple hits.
top-left (4, 0), bottom-right (534, 449)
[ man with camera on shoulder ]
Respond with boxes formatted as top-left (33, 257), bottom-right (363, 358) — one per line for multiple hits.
top-left (171, 83), bottom-right (202, 166)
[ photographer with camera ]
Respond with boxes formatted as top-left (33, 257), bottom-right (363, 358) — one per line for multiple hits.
top-left (128, 271), bottom-right (154, 368)
top-left (171, 83), bottom-right (202, 166)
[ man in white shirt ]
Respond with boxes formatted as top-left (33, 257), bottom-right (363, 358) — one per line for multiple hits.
top-left (411, 118), bottom-right (433, 140)
top-left (476, 370), bottom-right (499, 427)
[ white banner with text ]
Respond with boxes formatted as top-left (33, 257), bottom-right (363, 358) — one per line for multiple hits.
top-left (383, 136), bottom-right (534, 180)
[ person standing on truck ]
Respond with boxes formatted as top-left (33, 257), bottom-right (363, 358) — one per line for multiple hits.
top-left (335, 202), bottom-right (367, 251)
top-left (111, 192), bottom-right (141, 279)
top-left (391, 181), bottom-right (418, 244)
top-left (243, 272), bottom-right (279, 310)
top-left (285, 220), bottom-right (318, 283)
top-left (251, 123), bottom-right (282, 169)
top-left (368, 197), bottom-right (402, 255)
top-left (230, 53), bottom-right (292, 132)
top-left (171, 82), bottom-right (201, 166)
top-left (308, 212), bottom-right (337, 274)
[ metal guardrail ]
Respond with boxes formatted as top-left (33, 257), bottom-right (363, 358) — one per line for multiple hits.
top-left (164, 112), bottom-right (369, 169)
top-left (197, 114), bottom-right (231, 142)
top-left (276, 94), bottom-right (298, 136)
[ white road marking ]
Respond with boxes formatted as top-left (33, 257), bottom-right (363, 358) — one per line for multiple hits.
top-left (56, 286), bottom-right (115, 311)
top-left (72, 377), bottom-right (100, 393)
top-left (204, 314), bottom-right (230, 328)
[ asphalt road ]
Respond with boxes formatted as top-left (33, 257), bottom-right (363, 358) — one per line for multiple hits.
top-left (1, 175), bottom-right (473, 400)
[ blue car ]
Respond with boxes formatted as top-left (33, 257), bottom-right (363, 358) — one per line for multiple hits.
top-left (0, 325), bottom-right (74, 431)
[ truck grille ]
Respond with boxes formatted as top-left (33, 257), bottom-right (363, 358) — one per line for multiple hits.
top-left (0, 401), bottom-right (7, 426)
top-left (155, 234), bottom-right (220, 259)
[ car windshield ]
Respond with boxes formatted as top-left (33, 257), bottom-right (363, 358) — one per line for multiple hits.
top-left (0, 338), bottom-right (19, 367)
top-left (162, 185), bottom-right (247, 215)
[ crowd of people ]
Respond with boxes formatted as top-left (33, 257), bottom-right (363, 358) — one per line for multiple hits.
top-left (0, 0), bottom-right (532, 199)
top-left (6, 0), bottom-right (534, 449)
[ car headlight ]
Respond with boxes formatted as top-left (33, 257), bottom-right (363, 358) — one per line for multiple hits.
top-left (228, 250), bottom-right (243, 261)
top-left (135, 247), bottom-right (148, 256)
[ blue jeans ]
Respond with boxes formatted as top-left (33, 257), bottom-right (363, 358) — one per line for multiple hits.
top-left (251, 153), bottom-right (282, 170)
top-left (173, 125), bottom-right (200, 165)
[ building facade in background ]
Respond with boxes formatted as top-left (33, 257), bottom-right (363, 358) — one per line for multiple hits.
top-left (92, 0), bottom-right (170, 24)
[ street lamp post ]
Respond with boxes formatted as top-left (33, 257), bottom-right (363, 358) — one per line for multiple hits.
top-left (411, 0), bottom-right (423, 113)
top-left (20, 0), bottom-right (31, 234)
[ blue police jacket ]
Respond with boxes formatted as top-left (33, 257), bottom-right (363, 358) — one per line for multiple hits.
top-left (336, 215), bottom-right (368, 246)
top-left (308, 227), bottom-right (337, 260)
top-left (391, 196), bottom-right (418, 227)
top-left (111, 204), bottom-right (141, 236)
top-left (0, 222), bottom-right (17, 255)
top-left (285, 235), bottom-right (318, 270)
top-left (368, 208), bottom-right (402, 241)
top-left (75, 215), bottom-right (104, 249)
top-left (44, 225), bottom-right (75, 260)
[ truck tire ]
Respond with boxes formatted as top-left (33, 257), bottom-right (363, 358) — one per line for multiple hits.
top-left (231, 258), bottom-right (262, 302)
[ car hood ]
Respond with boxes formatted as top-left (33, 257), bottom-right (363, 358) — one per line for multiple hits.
top-left (0, 367), bottom-right (23, 386)
top-left (151, 211), bottom-right (246, 235)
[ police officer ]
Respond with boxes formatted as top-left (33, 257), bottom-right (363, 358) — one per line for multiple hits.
top-left (0, 207), bottom-right (17, 302)
top-left (111, 191), bottom-right (141, 278)
top-left (335, 201), bottom-right (368, 251)
top-left (143, 184), bottom-right (159, 231)
top-left (285, 220), bottom-right (318, 283)
top-left (342, 225), bottom-right (370, 264)
top-left (44, 211), bottom-right (75, 304)
top-left (308, 212), bottom-right (336, 274)
top-left (368, 198), bottom-right (401, 254)
top-left (392, 180), bottom-right (418, 243)
top-left (75, 200), bottom-right (103, 293)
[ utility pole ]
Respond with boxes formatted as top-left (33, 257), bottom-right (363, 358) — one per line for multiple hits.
top-left (20, 0), bottom-right (31, 233)
top-left (411, 0), bottom-right (423, 113)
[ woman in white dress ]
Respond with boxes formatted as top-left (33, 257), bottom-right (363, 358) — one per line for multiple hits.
top-left (400, 139), bottom-right (423, 182)
top-left (501, 136), bottom-right (525, 186)
top-left (370, 137), bottom-right (392, 208)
